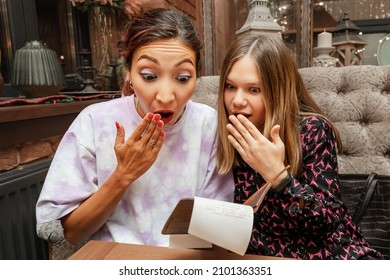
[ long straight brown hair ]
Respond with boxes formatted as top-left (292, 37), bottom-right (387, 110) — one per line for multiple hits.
top-left (216, 34), bottom-right (342, 176)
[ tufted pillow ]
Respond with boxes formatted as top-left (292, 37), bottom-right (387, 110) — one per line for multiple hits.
top-left (192, 65), bottom-right (390, 175)
top-left (299, 66), bottom-right (390, 175)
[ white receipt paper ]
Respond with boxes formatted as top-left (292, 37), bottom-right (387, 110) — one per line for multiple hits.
top-left (188, 196), bottom-right (253, 256)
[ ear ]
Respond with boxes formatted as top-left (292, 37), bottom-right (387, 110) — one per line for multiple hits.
top-left (122, 72), bottom-right (134, 96)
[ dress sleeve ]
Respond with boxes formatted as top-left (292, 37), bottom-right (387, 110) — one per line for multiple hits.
top-left (281, 116), bottom-right (341, 203)
top-left (242, 116), bottom-right (381, 259)
top-left (270, 115), bottom-right (344, 225)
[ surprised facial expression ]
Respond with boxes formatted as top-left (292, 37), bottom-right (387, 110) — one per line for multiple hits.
top-left (224, 55), bottom-right (266, 131)
top-left (129, 39), bottom-right (197, 125)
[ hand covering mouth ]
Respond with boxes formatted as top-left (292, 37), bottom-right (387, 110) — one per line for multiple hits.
top-left (232, 112), bottom-right (251, 118)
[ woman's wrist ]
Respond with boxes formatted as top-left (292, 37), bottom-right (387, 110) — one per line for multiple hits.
top-left (110, 167), bottom-right (136, 190)
top-left (267, 165), bottom-right (292, 193)
top-left (272, 171), bottom-right (293, 192)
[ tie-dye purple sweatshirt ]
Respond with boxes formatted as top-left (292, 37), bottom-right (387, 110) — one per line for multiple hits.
top-left (36, 95), bottom-right (234, 246)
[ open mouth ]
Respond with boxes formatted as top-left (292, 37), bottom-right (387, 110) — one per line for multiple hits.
top-left (155, 110), bottom-right (174, 124)
top-left (233, 113), bottom-right (251, 119)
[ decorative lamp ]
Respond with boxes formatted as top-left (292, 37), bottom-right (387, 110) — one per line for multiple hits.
top-left (11, 41), bottom-right (66, 98)
top-left (236, 0), bottom-right (282, 38)
top-left (332, 13), bottom-right (367, 66)
top-left (313, 30), bottom-right (338, 67)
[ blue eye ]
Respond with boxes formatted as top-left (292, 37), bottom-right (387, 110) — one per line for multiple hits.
top-left (140, 73), bottom-right (157, 81)
top-left (176, 75), bottom-right (191, 83)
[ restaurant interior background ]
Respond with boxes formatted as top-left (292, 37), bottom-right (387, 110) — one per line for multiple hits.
top-left (0, 0), bottom-right (390, 98)
top-left (0, 0), bottom-right (389, 261)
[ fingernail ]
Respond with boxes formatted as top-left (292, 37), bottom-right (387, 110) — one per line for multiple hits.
top-left (158, 120), bottom-right (164, 127)
top-left (160, 131), bottom-right (165, 137)
top-left (115, 121), bottom-right (120, 129)
top-left (147, 113), bottom-right (153, 119)
top-left (154, 114), bottom-right (161, 121)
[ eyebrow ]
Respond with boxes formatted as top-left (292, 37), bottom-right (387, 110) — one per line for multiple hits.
top-left (137, 55), bottom-right (194, 67)
top-left (225, 78), bottom-right (261, 87)
top-left (138, 54), bottom-right (158, 64)
top-left (175, 58), bottom-right (194, 67)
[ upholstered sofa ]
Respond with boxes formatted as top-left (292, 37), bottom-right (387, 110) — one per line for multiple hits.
top-left (44, 65), bottom-right (390, 259)
top-left (193, 65), bottom-right (390, 176)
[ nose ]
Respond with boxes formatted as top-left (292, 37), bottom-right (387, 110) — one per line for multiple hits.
top-left (231, 89), bottom-right (247, 108)
top-left (155, 78), bottom-right (175, 104)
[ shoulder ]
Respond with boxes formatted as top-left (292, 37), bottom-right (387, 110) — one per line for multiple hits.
top-left (300, 115), bottom-right (332, 134)
top-left (300, 115), bottom-right (336, 147)
top-left (68, 97), bottom-right (131, 133)
top-left (189, 100), bottom-right (216, 113)
top-left (75, 97), bottom-right (131, 123)
top-left (81, 96), bottom-right (129, 114)
top-left (187, 100), bottom-right (217, 120)
top-left (184, 100), bottom-right (217, 131)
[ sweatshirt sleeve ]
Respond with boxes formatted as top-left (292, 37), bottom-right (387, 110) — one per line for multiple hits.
top-left (36, 110), bottom-right (99, 224)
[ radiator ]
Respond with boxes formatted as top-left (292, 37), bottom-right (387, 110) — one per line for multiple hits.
top-left (0, 159), bottom-right (51, 260)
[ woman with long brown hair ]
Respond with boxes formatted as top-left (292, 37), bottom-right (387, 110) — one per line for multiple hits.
top-left (217, 34), bottom-right (382, 259)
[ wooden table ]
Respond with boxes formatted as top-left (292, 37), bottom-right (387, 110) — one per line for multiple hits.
top-left (68, 240), bottom-right (286, 260)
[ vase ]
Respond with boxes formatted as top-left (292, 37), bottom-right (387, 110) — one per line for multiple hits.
top-left (88, 6), bottom-right (119, 75)
top-left (11, 41), bottom-right (66, 98)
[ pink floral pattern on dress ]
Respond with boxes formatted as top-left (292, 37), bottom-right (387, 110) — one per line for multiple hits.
top-left (234, 116), bottom-right (383, 259)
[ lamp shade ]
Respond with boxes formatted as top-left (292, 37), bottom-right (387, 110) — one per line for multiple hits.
top-left (11, 40), bottom-right (66, 98)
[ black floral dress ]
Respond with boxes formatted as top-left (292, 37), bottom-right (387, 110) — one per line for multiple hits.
top-left (233, 116), bottom-right (383, 259)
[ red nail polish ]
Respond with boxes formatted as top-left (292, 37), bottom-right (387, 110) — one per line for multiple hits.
top-left (160, 131), bottom-right (165, 137)
top-left (147, 113), bottom-right (153, 119)
top-left (115, 121), bottom-right (120, 129)
top-left (154, 114), bottom-right (160, 121)
top-left (158, 120), bottom-right (164, 127)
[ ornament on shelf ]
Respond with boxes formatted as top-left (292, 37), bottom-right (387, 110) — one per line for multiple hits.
top-left (332, 12), bottom-right (367, 66)
top-left (11, 41), bottom-right (66, 98)
top-left (236, 0), bottom-right (282, 38)
top-left (313, 30), bottom-right (338, 67)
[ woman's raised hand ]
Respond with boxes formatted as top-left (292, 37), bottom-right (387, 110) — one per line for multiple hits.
top-left (114, 113), bottom-right (165, 184)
